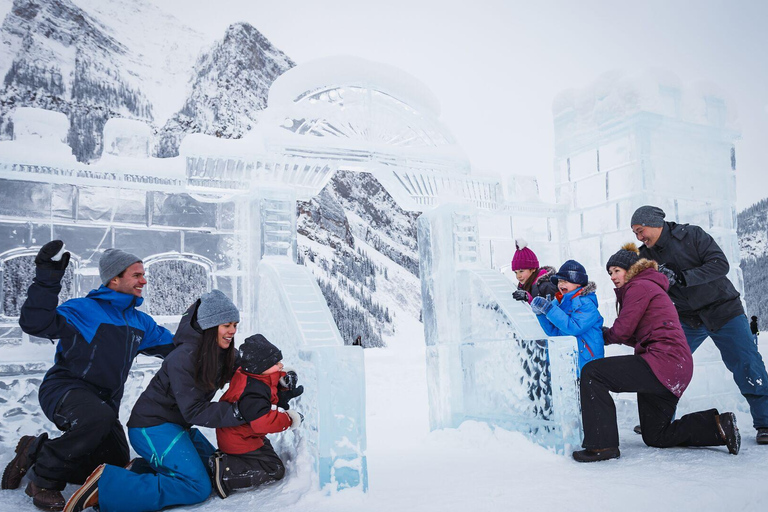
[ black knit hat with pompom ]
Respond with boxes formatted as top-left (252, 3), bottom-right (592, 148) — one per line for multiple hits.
top-left (240, 334), bottom-right (283, 375)
top-left (606, 243), bottom-right (640, 271)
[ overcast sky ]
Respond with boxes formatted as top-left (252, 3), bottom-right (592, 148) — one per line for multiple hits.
top-left (155, 0), bottom-right (768, 210)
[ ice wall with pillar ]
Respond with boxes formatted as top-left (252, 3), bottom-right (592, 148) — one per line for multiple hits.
top-left (418, 203), bottom-right (582, 453)
top-left (552, 70), bottom-right (746, 419)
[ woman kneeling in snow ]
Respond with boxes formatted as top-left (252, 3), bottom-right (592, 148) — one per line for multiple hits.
top-left (573, 243), bottom-right (741, 462)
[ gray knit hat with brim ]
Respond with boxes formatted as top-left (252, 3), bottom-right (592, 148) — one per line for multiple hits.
top-left (99, 248), bottom-right (141, 285)
top-left (197, 289), bottom-right (240, 330)
top-left (631, 205), bottom-right (666, 227)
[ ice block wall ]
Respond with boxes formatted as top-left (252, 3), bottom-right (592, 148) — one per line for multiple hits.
top-left (418, 203), bottom-right (582, 453)
top-left (552, 71), bottom-right (746, 418)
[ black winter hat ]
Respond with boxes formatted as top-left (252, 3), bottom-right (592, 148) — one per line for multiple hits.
top-left (240, 334), bottom-right (283, 375)
top-left (606, 243), bottom-right (641, 272)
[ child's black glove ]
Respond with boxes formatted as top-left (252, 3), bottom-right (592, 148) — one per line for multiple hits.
top-left (512, 290), bottom-right (529, 302)
top-left (277, 386), bottom-right (304, 410)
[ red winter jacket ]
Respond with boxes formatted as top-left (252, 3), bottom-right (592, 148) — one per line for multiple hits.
top-left (216, 369), bottom-right (293, 454)
top-left (604, 259), bottom-right (693, 397)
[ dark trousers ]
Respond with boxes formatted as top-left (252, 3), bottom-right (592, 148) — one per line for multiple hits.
top-left (29, 388), bottom-right (130, 490)
top-left (222, 438), bottom-right (285, 492)
top-left (580, 355), bottom-right (726, 450)
top-left (683, 314), bottom-right (768, 428)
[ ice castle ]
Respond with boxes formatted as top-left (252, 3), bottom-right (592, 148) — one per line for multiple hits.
top-left (0, 60), bottom-right (745, 486)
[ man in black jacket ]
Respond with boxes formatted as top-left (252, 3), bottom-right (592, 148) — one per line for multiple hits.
top-left (631, 205), bottom-right (768, 446)
top-left (1, 241), bottom-right (175, 511)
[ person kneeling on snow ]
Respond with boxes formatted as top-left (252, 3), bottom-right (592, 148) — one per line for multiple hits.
top-left (530, 259), bottom-right (604, 374)
top-left (573, 244), bottom-right (741, 462)
top-left (210, 334), bottom-right (304, 499)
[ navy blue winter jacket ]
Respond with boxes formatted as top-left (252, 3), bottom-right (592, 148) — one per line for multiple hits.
top-left (19, 267), bottom-right (175, 420)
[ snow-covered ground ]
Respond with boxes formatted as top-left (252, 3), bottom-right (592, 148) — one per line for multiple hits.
top-left (2, 321), bottom-right (767, 511)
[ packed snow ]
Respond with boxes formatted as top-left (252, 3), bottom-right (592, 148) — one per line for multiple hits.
top-left (1, 316), bottom-right (766, 511)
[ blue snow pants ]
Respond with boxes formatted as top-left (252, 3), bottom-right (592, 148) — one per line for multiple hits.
top-left (97, 423), bottom-right (216, 512)
top-left (683, 314), bottom-right (768, 429)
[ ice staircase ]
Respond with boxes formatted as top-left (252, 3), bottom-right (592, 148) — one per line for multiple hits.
top-left (261, 198), bottom-right (295, 257)
top-left (452, 212), bottom-right (479, 265)
top-left (255, 257), bottom-right (367, 490)
top-left (258, 258), bottom-right (343, 346)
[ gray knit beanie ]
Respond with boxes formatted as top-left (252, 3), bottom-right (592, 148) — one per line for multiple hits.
top-left (99, 248), bottom-right (141, 285)
top-left (631, 205), bottom-right (666, 227)
top-left (197, 289), bottom-right (240, 330)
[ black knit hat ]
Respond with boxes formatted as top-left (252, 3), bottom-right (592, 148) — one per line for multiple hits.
top-left (606, 243), bottom-right (640, 271)
top-left (240, 334), bottom-right (283, 375)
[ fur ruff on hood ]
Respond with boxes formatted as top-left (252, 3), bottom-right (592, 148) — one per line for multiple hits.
top-left (578, 281), bottom-right (598, 295)
top-left (625, 258), bottom-right (659, 282)
top-left (536, 266), bottom-right (556, 284)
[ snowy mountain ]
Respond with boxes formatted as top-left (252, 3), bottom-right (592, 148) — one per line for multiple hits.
top-left (738, 198), bottom-right (768, 322)
top-left (297, 171), bottom-right (421, 347)
top-left (0, 0), bottom-right (421, 346)
top-left (155, 22), bottom-right (294, 157)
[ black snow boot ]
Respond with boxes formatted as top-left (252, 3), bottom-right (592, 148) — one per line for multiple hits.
top-left (208, 452), bottom-right (231, 499)
top-left (717, 412), bottom-right (740, 455)
top-left (572, 447), bottom-right (620, 463)
top-left (756, 427), bottom-right (768, 445)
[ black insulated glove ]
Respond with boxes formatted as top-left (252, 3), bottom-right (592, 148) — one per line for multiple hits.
top-left (277, 385), bottom-right (304, 410)
top-left (658, 264), bottom-right (680, 287)
top-left (35, 240), bottom-right (70, 271)
top-left (512, 289), bottom-right (529, 302)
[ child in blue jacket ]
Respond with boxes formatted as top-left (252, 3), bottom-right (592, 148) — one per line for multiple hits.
top-left (531, 260), bottom-right (604, 373)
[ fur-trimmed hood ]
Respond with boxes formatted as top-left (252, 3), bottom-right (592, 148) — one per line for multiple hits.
top-left (536, 266), bottom-right (556, 284)
top-left (578, 281), bottom-right (598, 295)
top-left (625, 258), bottom-right (658, 281)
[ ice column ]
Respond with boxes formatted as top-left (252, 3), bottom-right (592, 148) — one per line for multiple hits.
top-left (418, 203), bottom-right (582, 453)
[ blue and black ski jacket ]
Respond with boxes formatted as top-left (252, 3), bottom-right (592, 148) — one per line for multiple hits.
top-left (19, 267), bottom-right (175, 420)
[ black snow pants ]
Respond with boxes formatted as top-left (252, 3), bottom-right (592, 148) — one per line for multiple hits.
top-left (222, 438), bottom-right (285, 492)
top-left (28, 388), bottom-right (130, 490)
top-left (580, 355), bottom-right (727, 450)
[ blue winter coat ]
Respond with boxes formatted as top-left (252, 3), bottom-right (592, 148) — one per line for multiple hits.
top-left (535, 281), bottom-right (605, 373)
top-left (19, 267), bottom-right (175, 420)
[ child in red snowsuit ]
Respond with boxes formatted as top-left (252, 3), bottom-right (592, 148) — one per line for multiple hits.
top-left (210, 334), bottom-right (304, 498)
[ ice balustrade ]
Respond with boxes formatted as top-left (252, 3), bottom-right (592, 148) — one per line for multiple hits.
top-left (418, 204), bottom-right (581, 453)
top-left (553, 71), bottom-right (747, 422)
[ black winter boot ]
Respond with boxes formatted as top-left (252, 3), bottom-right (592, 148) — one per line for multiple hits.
top-left (756, 428), bottom-right (768, 445)
top-left (572, 447), bottom-right (620, 462)
top-left (717, 412), bottom-right (740, 455)
top-left (2, 433), bottom-right (48, 490)
top-left (208, 452), bottom-right (231, 499)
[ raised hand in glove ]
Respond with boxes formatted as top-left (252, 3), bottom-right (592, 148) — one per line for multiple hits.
top-left (512, 289), bottom-right (530, 303)
top-left (279, 370), bottom-right (299, 390)
top-left (35, 240), bottom-right (70, 271)
top-left (657, 264), bottom-right (683, 287)
top-left (530, 296), bottom-right (553, 316)
top-left (277, 385), bottom-right (304, 410)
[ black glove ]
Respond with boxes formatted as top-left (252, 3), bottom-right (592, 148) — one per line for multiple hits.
top-left (35, 240), bottom-right (70, 271)
top-left (512, 289), bottom-right (529, 302)
top-left (233, 400), bottom-right (244, 422)
top-left (602, 326), bottom-right (610, 338)
top-left (279, 370), bottom-right (299, 390)
top-left (657, 264), bottom-right (680, 287)
top-left (277, 385), bottom-right (304, 410)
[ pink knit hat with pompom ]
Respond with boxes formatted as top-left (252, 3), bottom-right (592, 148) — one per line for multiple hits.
top-left (511, 239), bottom-right (539, 271)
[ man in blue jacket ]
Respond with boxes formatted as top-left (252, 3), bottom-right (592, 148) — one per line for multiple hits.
top-left (1, 241), bottom-right (175, 511)
top-left (631, 205), bottom-right (768, 446)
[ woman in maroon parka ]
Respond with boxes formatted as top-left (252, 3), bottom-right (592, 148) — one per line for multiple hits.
top-left (573, 243), bottom-right (741, 462)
